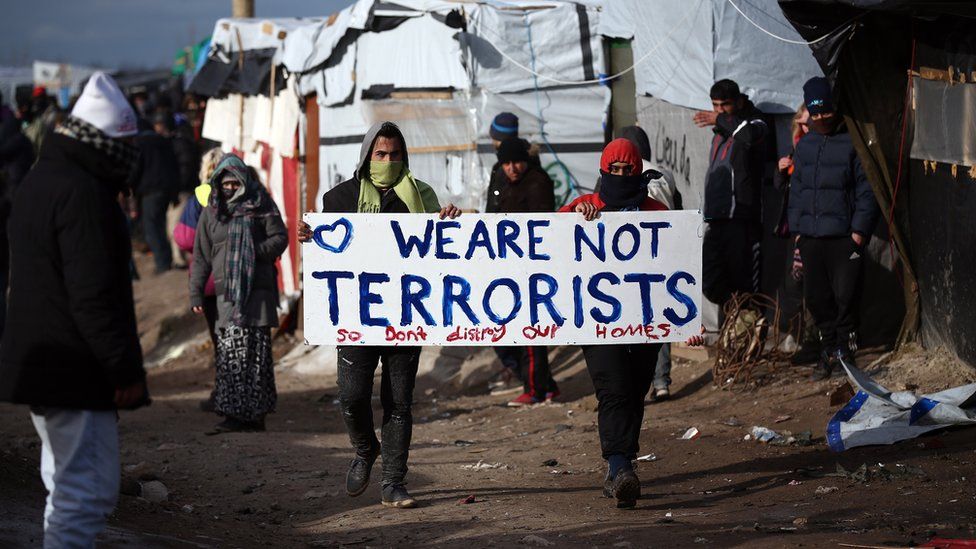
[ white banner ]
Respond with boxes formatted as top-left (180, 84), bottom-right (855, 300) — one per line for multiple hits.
top-left (302, 211), bottom-right (703, 346)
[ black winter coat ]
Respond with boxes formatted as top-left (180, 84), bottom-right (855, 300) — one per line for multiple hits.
top-left (788, 127), bottom-right (880, 238)
top-left (133, 130), bottom-right (180, 199)
top-left (703, 100), bottom-right (769, 222)
top-left (485, 166), bottom-right (555, 213)
top-left (0, 132), bottom-right (147, 410)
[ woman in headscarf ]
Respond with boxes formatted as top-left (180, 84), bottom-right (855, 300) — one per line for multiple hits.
top-left (189, 153), bottom-right (288, 433)
top-left (560, 139), bottom-right (702, 508)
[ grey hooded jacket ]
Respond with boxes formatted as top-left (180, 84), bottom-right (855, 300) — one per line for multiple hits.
top-left (317, 121), bottom-right (440, 213)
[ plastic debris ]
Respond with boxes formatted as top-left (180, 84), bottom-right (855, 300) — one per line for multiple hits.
top-left (636, 453), bottom-right (658, 462)
top-left (815, 485), bottom-right (839, 495)
top-left (751, 426), bottom-right (782, 443)
top-left (458, 495), bottom-right (477, 504)
top-left (681, 427), bottom-right (700, 440)
top-left (461, 460), bottom-right (505, 470)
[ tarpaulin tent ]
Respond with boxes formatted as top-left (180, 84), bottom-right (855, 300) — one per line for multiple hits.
top-left (599, 0), bottom-right (905, 344)
top-left (780, 0), bottom-right (976, 367)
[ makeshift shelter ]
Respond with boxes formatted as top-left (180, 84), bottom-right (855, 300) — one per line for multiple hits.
top-left (780, 1), bottom-right (976, 367)
top-left (189, 0), bottom-right (905, 346)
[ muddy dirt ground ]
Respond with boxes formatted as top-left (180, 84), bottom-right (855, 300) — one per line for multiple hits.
top-left (2, 255), bottom-right (976, 548)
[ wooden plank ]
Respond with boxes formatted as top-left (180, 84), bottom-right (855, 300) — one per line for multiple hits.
top-left (388, 91), bottom-right (454, 100)
top-left (304, 95), bottom-right (320, 214)
top-left (408, 143), bottom-right (477, 154)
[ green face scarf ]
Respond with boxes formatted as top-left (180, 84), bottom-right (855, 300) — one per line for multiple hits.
top-left (357, 161), bottom-right (441, 214)
top-left (369, 161), bottom-right (403, 188)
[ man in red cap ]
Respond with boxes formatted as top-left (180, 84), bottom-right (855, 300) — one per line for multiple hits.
top-left (561, 139), bottom-right (665, 508)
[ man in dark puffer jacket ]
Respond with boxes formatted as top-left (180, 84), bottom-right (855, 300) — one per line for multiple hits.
top-left (788, 76), bottom-right (880, 380)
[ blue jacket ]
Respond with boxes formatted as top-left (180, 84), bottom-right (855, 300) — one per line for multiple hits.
top-left (788, 128), bottom-right (880, 238)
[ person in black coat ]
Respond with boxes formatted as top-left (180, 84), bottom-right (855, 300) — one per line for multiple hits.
top-left (0, 71), bottom-right (148, 547)
top-left (788, 77), bottom-right (881, 380)
top-left (485, 138), bottom-right (560, 406)
top-left (694, 79), bottom-right (770, 310)
top-left (133, 114), bottom-right (181, 273)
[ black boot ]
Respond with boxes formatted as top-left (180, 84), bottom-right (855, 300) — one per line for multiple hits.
top-left (345, 447), bottom-right (379, 497)
top-left (610, 468), bottom-right (641, 509)
top-left (811, 350), bottom-right (835, 381)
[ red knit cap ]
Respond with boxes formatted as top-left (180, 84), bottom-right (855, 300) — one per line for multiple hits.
top-left (600, 138), bottom-right (642, 173)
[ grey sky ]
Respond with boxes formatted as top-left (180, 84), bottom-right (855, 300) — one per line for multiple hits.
top-left (0, 0), bottom-right (353, 70)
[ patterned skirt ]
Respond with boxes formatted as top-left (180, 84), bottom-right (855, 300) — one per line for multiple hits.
top-left (214, 326), bottom-right (276, 422)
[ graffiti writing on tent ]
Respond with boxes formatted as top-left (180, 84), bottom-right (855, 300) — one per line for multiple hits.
top-left (302, 212), bottom-right (702, 346)
top-left (653, 123), bottom-right (693, 185)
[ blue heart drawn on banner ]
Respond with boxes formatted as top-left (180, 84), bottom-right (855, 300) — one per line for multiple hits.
top-left (312, 218), bottom-right (353, 253)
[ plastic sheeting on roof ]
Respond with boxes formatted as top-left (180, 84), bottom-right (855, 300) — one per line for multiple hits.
top-left (355, 14), bottom-right (468, 91)
top-left (464, 2), bottom-right (604, 93)
top-left (600, 0), bottom-right (822, 113)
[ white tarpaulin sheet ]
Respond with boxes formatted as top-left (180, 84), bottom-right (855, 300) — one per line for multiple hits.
top-left (827, 360), bottom-right (976, 452)
top-left (600, 0), bottom-right (822, 113)
top-left (302, 211), bottom-right (703, 346)
top-left (465, 2), bottom-right (604, 93)
top-left (355, 14), bottom-right (469, 91)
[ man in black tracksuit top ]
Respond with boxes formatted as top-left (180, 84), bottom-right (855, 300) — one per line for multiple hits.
top-left (789, 77), bottom-right (880, 380)
top-left (694, 79), bottom-right (769, 310)
top-left (298, 122), bottom-right (460, 509)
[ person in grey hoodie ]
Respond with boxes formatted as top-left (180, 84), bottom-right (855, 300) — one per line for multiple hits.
top-left (298, 121), bottom-right (460, 509)
top-left (190, 153), bottom-right (288, 433)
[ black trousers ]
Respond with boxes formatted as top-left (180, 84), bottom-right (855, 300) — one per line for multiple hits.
top-left (336, 345), bottom-right (420, 486)
top-left (141, 192), bottom-right (173, 273)
top-left (582, 343), bottom-right (661, 460)
top-left (798, 236), bottom-right (864, 353)
top-left (702, 220), bottom-right (762, 307)
top-left (494, 346), bottom-right (557, 398)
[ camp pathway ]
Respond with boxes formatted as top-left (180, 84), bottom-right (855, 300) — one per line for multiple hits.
top-left (0, 255), bottom-right (975, 547)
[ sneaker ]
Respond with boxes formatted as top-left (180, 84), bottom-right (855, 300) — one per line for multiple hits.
top-left (811, 351), bottom-right (835, 381)
top-left (610, 469), bottom-right (641, 508)
top-left (381, 484), bottom-right (417, 508)
top-left (653, 387), bottom-right (670, 401)
top-left (346, 448), bottom-right (380, 497)
top-left (507, 393), bottom-right (543, 407)
top-left (545, 390), bottom-right (561, 402)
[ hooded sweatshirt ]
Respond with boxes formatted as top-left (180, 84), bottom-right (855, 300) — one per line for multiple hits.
top-left (318, 122), bottom-right (441, 214)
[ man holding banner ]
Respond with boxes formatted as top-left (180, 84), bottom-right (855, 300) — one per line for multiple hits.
top-left (299, 121), bottom-right (460, 509)
top-left (301, 133), bottom-right (703, 511)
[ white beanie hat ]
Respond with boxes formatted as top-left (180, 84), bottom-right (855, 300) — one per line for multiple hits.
top-left (71, 71), bottom-right (138, 138)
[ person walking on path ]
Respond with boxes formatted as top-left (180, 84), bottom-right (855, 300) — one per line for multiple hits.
top-left (618, 125), bottom-right (680, 401)
top-left (0, 71), bottom-right (149, 547)
top-left (190, 153), bottom-right (288, 433)
top-left (485, 137), bottom-right (560, 406)
top-left (788, 77), bottom-right (880, 380)
top-left (298, 121), bottom-right (461, 509)
top-left (133, 113), bottom-right (181, 274)
top-left (560, 139), bottom-right (667, 508)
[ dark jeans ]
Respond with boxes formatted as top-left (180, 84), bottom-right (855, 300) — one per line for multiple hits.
top-left (798, 235), bottom-right (864, 354)
top-left (494, 346), bottom-right (557, 398)
top-left (703, 220), bottom-right (762, 307)
top-left (337, 345), bottom-right (420, 486)
top-left (653, 343), bottom-right (671, 390)
top-left (141, 192), bottom-right (172, 273)
top-left (582, 343), bottom-right (661, 460)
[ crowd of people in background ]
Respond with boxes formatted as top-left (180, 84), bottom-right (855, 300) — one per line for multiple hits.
top-left (0, 64), bottom-right (884, 544)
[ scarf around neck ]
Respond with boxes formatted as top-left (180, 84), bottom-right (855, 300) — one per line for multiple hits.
top-left (55, 115), bottom-right (139, 181)
top-left (357, 166), bottom-right (440, 214)
top-left (209, 154), bottom-right (278, 325)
